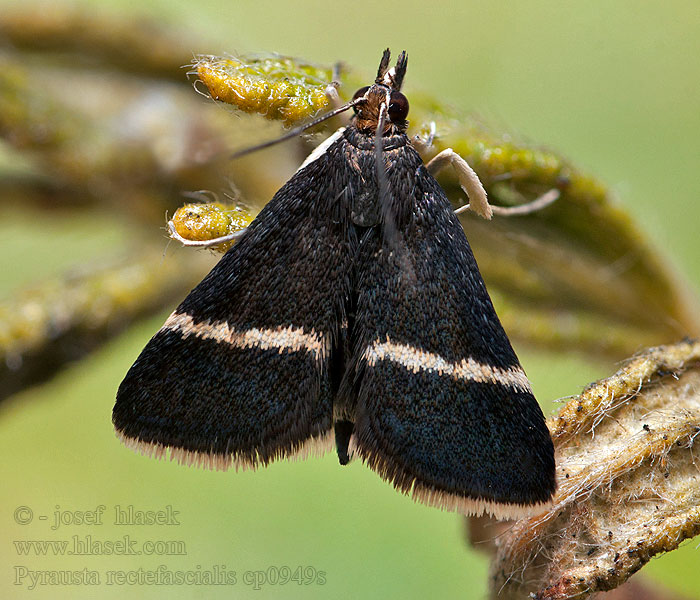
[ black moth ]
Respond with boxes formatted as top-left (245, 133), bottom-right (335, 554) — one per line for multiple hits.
top-left (114, 50), bottom-right (556, 518)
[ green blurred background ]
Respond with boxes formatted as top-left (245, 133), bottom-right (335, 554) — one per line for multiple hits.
top-left (1, 1), bottom-right (699, 598)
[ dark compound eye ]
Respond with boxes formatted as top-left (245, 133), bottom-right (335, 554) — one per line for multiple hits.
top-left (352, 86), bottom-right (370, 113)
top-left (352, 85), bottom-right (371, 101)
top-left (388, 91), bottom-right (409, 122)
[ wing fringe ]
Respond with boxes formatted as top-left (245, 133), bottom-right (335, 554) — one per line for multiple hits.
top-left (115, 428), bottom-right (334, 472)
top-left (351, 436), bottom-right (553, 519)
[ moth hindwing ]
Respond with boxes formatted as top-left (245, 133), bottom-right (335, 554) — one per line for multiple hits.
top-left (114, 49), bottom-right (556, 519)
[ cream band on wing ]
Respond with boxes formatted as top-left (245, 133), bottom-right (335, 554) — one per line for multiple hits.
top-left (162, 312), bottom-right (329, 360)
top-left (362, 339), bottom-right (532, 392)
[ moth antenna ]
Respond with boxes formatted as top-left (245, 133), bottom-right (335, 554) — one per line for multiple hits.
top-left (231, 97), bottom-right (364, 159)
top-left (375, 48), bottom-right (392, 83)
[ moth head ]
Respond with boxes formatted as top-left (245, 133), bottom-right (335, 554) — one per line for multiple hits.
top-left (352, 49), bottom-right (409, 134)
top-left (229, 49), bottom-right (409, 160)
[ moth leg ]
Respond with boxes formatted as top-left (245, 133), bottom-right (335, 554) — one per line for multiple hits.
top-left (454, 187), bottom-right (560, 218)
top-left (324, 62), bottom-right (343, 108)
top-left (412, 120), bottom-right (437, 153)
top-left (488, 188), bottom-right (560, 217)
top-left (428, 149), bottom-right (560, 219)
top-left (425, 148), bottom-right (492, 219)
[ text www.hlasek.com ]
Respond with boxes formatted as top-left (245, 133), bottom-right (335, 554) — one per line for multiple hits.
top-left (14, 535), bottom-right (186, 557)
top-left (14, 565), bottom-right (327, 590)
